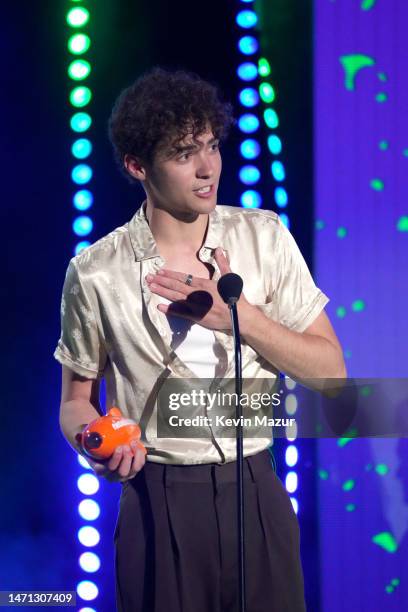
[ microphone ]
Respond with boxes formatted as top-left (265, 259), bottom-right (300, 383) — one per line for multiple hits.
top-left (217, 271), bottom-right (247, 612)
top-left (217, 273), bottom-right (243, 305)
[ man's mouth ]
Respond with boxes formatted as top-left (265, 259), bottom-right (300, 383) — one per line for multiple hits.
top-left (193, 185), bottom-right (214, 196)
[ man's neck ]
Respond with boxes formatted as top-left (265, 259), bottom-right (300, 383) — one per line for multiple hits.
top-left (144, 199), bottom-right (209, 257)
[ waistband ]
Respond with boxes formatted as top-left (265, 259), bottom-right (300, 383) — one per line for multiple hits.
top-left (138, 448), bottom-right (274, 485)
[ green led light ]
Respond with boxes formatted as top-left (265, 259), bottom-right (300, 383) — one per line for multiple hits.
top-left (336, 306), bottom-right (346, 318)
top-left (360, 385), bottom-right (372, 396)
top-left (70, 112), bottom-right (92, 133)
top-left (375, 463), bottom-right (389, 475)
top-left (259, 82), bottom-right (275, 103)
top-left (370, 178), bottom-right (384, 191)
top-left (342, 479), bottom-right (355, 491)
top-left (318, 469), bottom-right (329, 480)
top-left (372, 532), bottom-right (398, 553)
top-left (391, 578), bottom-right (400, 586)
top-left (263, 109), bottom-right (279, 129)
top-left (337, 226), bottom-right (347, 238)
top-left (70, 86), bottom-right (92, 108)
top-left (403, 149), bottom-right (408, 157)
top-left (68, 33), bottom-right (91, 55)
top-left (397, 216), bottom-right (408, 232)
top-left (346, 503), bottom-right (356, 512)
top-left (378, 140), bottom-right (389, 150)
top-left (67, 7), bottom-right (90, 28)
top-left (344, 349), bottom-right (352, 359)
top-left (352, 299), bottom-right (365, 312)
top-left (385, 585), bottom-right (393, 594)
top-left (68, 59), bottom-right (91, 81)
top-left (315, 220), bottom-right (325, 230)
top-left (258, 58), bottom-right (271, 77)
top-left (376, 92), bottom-right (388, 103)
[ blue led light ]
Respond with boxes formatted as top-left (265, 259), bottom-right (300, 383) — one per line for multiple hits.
top-left (75, 241), bottom-right (91, 255)
top-left (279, 213), bottom-right (290, 228)
top-left (275, 187), bottom-right (288, 207)
top-left (76, 580), bottom-right (98, 601)
top-left (72, 164), bottom-right (92, 185)
top-left (236, 10), bottom-right (258, 29)
top-left (73, 189), bottom-right (93, 211)
top-left (239, 165), bottom-right (260, 185)
top-left (240, 139), bottom-right (260, 159)
top-left (271, 160), bottom-right (286, 181)
top-left (240, 190), bottom-right (262, 208)
top-left (238, 114), bottom-right (259, 134)
top-left (238, 36), bottom-right (258, 55)
top-left (73, 216), bottom-right (93, 237)
top-left (72, 138), bottom-right (92, 159)
top-left (239, 87), bottom-right (259, 107)
top-left (237, 62), bottom-right (258, 82)
top-left (267, 134), bottom-right (282, 155)
top-left (79, 552), bottom-right (101, 573)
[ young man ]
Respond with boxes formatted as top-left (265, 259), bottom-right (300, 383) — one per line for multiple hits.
top-left (55, 68), bottom-right (345, 612)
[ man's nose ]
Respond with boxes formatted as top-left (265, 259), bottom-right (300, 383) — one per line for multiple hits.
top-left (196, 152), bottom-right (214, 178)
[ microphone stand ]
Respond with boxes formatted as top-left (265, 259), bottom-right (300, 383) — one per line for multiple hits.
top-left (228, 299), bottom-right (246, 612)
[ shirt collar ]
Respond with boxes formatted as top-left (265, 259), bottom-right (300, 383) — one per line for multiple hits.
top-left (128, 200), bottom-right (223, 261)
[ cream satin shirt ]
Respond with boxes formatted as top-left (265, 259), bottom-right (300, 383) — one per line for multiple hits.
top-left (54, 203), bottom-right (329, 465)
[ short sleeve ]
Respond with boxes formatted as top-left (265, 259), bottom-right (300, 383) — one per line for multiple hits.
top-left (53, 258), bottom-right (107, 379)
top-left (274, 218), bottom-right (329, 333)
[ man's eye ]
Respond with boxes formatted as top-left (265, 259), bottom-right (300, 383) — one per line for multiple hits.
top-left (178, 153), bottom-right (190, 161)
top-left (211, 142), bottom-right (220, 151)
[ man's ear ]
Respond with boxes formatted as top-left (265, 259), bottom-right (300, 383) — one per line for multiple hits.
top-left (124, 154), bottom-right (147, 182)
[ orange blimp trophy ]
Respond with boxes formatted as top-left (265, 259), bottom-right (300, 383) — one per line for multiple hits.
top-left (76, 407), bottom-right (147, 461)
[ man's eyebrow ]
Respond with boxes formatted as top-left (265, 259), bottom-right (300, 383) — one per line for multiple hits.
top-left (173, 136), bottom-right (219, 154)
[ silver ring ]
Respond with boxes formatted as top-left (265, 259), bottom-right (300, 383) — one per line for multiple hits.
top-left (185, 274), bottom-right (193, 286)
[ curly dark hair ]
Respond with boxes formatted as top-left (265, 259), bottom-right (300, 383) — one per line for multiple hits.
top-left (108, 67), bottom-right (235, 182)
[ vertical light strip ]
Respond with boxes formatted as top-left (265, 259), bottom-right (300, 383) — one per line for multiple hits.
top-left (67, 2), bottom-right (94, 256)
top-left (235, 0), bottom-right (298, 514)
top-left (66, 3), bottom-right (99, 610)
top-left (234, 0), bottom-right (290, 228)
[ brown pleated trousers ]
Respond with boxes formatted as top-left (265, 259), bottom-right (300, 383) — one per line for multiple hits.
top-left (114, 449), bottom-right (306, 612)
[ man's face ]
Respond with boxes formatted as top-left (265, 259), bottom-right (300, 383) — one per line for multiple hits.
top-left (142, 128), bottom-right (222, 218)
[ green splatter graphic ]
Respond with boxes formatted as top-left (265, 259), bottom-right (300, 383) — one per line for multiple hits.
top-left (352, 299), bottom-right (365, 312)
top-left (370, 178), bottom-right (384, 191)
top-left (346, 503), bottom-right (356, 512)
top-left (375, 463), bottom-right (389, 475)
top-left (339, 54), bottom-right (375, 90)
top-left (403, 149), bottom-right (408, 157)
top-left (385, 577), bottom-right (401, 593)
top-left (360, 385), bottom-right (372, 396)
top-left (361, 0), bottom-right (377, 10)
top-left (344, 348), bottom-right (352, 359)
top-left (319, 469), bottom-right (329, 480)
top-left (372, 532), bottom-right (398, 553)
top-left (379, 140), bottom-right (389, 150)
top-left (338, 428), bottom-right (358, 447)
top-left (377, 71), bottom-right (387, 81)
top-left (397, 216), bottom-right (408, 232)
top-left (337, 226), bottom-right (347, 238)
top-left (336, 306), bottom-right (346, 318)
top-left (342, 479), bottom-right (355, 491)
top-left (376, 92), bottom-right (388, 103)
top-left (316, 219), bottom-right (325, 230)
